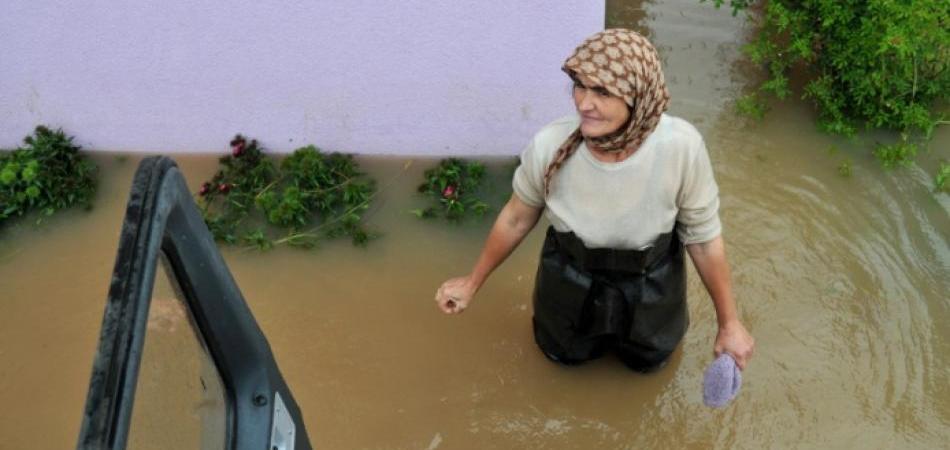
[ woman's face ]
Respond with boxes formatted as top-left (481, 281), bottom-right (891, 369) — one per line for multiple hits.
top-left (571, 73), bottom-right (631, 138)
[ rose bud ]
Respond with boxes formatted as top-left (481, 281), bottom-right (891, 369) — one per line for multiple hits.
top-left (218, 183), bottom-right (231, 194)
top-left (231, 141), bottom-right (245, 157)
top-left (199, 182), bottom-right (211, 196)
top-left (442, 185), bottom-right (456, 198)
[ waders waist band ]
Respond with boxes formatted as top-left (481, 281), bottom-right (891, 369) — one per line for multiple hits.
top-left (552, 228), bottom-right (674, 274)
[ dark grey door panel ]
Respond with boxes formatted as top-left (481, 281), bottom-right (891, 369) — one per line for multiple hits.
top-left (77, 156), bottom-right (312, 450)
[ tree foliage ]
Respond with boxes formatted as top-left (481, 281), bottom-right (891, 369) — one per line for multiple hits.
top-left (705, 0), bottom-right (949, 168)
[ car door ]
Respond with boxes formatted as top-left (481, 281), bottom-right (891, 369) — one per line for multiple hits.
top-left (76, 156), bottom-right (312, 450)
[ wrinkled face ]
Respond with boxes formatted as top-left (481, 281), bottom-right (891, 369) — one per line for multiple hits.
top-left (571, 73), bottom-right (631, 138)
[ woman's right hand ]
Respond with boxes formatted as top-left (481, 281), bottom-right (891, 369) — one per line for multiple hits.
top-left (435, 276), bottom-right (478, 314)
top-left (433, 194), bottom-right (542, 315)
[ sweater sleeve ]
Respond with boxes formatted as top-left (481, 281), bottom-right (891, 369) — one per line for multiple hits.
top-left (512, 135), bottom-right (546, 208)
top-left (675, 136), bottom-right (722, 244)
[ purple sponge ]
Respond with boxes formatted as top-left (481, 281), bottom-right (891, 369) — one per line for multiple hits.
top-left (703, 353), bottom-right (742, 408)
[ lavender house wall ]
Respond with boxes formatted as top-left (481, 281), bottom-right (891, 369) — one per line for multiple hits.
top-left (0, 1), bottom-right (604, 155)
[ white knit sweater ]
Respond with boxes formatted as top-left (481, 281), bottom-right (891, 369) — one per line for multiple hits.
top-left (513, 113), bottom-right (722, 249)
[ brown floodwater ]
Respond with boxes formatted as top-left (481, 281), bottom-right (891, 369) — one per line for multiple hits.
top-left (2, 1), bottom-right (948, 448)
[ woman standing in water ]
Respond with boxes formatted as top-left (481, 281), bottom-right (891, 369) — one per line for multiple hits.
top-left (434, 29), bottom-right (754, 372)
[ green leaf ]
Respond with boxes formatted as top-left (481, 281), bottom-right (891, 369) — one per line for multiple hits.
top-left (0, 168), bottom-right (16, 185)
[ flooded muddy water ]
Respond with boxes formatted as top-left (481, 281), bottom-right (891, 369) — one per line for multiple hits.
top-left (1, 0), bottom-right (948, 448)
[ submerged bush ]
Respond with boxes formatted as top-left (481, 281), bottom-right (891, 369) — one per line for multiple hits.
top-left (198, 135), bottom-right (377, 250)
top-left (413, 158), bottom-right (491, 222)
top-left (935, 162), bottom-right (950, 193)
top-left (705, 0), bottom-right (949, 179)
top-left (0, 126), bottom-right (97, 226)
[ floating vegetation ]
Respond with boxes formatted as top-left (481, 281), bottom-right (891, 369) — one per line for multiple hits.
top-left (412, 158), bottom-right (491, 222)
top-left (198, 135), bottom-right (377, 250)
top-left (0, 126), bottom-right (97, 227)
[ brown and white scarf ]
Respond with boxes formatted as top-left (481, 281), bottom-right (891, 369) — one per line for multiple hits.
top-left (543, 28), bottom-right (670, 196)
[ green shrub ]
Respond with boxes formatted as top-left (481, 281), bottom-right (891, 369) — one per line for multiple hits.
top-left (413, 158), bottom-right (490, 222)
top-left (706, 0), bottom-right (948, 172)
top-left (198, 135), bottom-right (377, 250)
top-left (0, 126), bottom-right (97, 225)
top-left (935, 162), bottom-right (950, 192)
top-left (873, 137), bottom-right (919, 169)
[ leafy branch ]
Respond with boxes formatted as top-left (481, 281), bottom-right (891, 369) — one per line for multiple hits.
top-left (412, 158), bottom-right (491, 222)
top-left (197, 135), bottom-right (378, 250)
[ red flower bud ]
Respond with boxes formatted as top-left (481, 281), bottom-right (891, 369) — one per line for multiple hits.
top-left (231, 141), bottom-right (245, 157)
top-left (199, 182), bottom-right (211, 196)
top-left (218, 183), bottom-right (231, 194)
top-left (442, 185), bottom-right (456, 198)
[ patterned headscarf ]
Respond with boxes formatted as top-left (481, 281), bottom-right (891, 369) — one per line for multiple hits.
top-left (543, 28), bottom-right (670, 196)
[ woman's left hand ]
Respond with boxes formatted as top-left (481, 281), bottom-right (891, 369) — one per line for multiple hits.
top-left (714, 320), bottom-right (755, 370)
